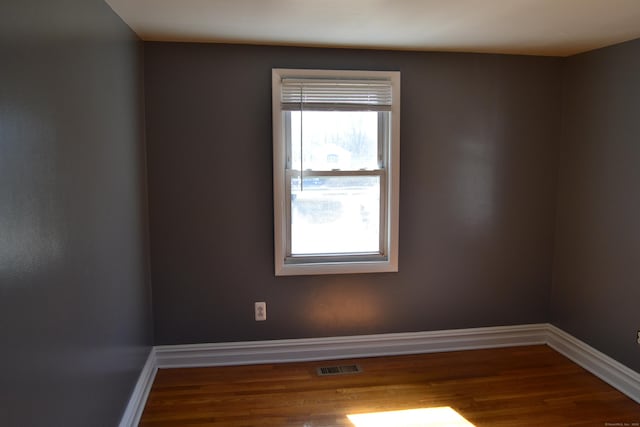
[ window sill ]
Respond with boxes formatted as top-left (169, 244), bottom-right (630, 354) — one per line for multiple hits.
top-left (275, 259), bottom-right (398, 276)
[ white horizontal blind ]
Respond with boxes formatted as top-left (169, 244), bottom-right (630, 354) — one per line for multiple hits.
top-left (281, 78), bottom-right (393, 111)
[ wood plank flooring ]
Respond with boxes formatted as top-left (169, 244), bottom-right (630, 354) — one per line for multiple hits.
top-left (140, 345), bottom-right (640, 426)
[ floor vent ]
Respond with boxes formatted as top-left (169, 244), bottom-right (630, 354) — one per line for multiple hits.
top-left (317, 364), bottom-right (363, 376)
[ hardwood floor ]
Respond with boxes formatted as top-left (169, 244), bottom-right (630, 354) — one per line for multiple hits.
top-left (140, 345), bottom-right (640, 426)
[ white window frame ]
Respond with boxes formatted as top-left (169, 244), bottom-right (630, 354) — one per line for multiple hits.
top-left (272, 68), bottom-right (400, 276)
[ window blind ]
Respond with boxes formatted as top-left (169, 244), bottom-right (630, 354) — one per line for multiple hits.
top-left (281, 78), bottom-right (393, 111)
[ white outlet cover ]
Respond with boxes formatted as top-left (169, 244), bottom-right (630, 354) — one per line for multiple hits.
top-left (255, 302), bottom-right (266, 321)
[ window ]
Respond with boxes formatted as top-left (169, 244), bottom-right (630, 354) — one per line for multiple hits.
top-left (272, 69), bottom-right (400, 276)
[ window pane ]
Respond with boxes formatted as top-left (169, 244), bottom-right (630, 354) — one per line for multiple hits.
top-left (290, 111), bottom-right (381, 171)
top-left (291, 176), bottom-right (380, 255)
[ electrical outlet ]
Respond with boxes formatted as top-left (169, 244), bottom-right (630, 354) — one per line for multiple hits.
top-left (637, 330), bottom-right (640, 345)
top-left (255, 302), bottom-right (266, 321)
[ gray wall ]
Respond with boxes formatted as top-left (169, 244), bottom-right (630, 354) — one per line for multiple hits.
top-left (552, 38), bottom-right (640, 372)
top-left (0, 1), bottom-right (152, 425)
top-left (145, 43), bottom-right (562, 345)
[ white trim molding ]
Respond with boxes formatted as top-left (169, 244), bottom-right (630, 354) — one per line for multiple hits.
top-left (121, 323), bottom-right (640, 425)
top-left (119, 348), bottom-right (158, 427)
top-left (546, 324), bottom-right (640, 404)
top-left (154, 324), bottom-right (548, 369)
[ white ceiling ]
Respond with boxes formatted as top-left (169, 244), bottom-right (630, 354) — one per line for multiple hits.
top-left (105, 0), bottom-right (640, 56)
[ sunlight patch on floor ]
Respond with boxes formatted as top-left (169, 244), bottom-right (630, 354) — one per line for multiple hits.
top-left (347, 407), bottom-right (475, 427)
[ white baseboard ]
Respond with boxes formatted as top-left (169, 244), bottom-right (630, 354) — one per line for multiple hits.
top-left (546, 324), bottom-right (640, 404)
top-left (121, 323), bottom-right (640, 425)
top-left (153, 323), bottom-right (548, 368)
top-left (119, 348), bottom-right (157, 427)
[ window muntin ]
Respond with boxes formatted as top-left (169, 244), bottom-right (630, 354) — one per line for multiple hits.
top-left (273, 69), bottom-right (400, 276)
